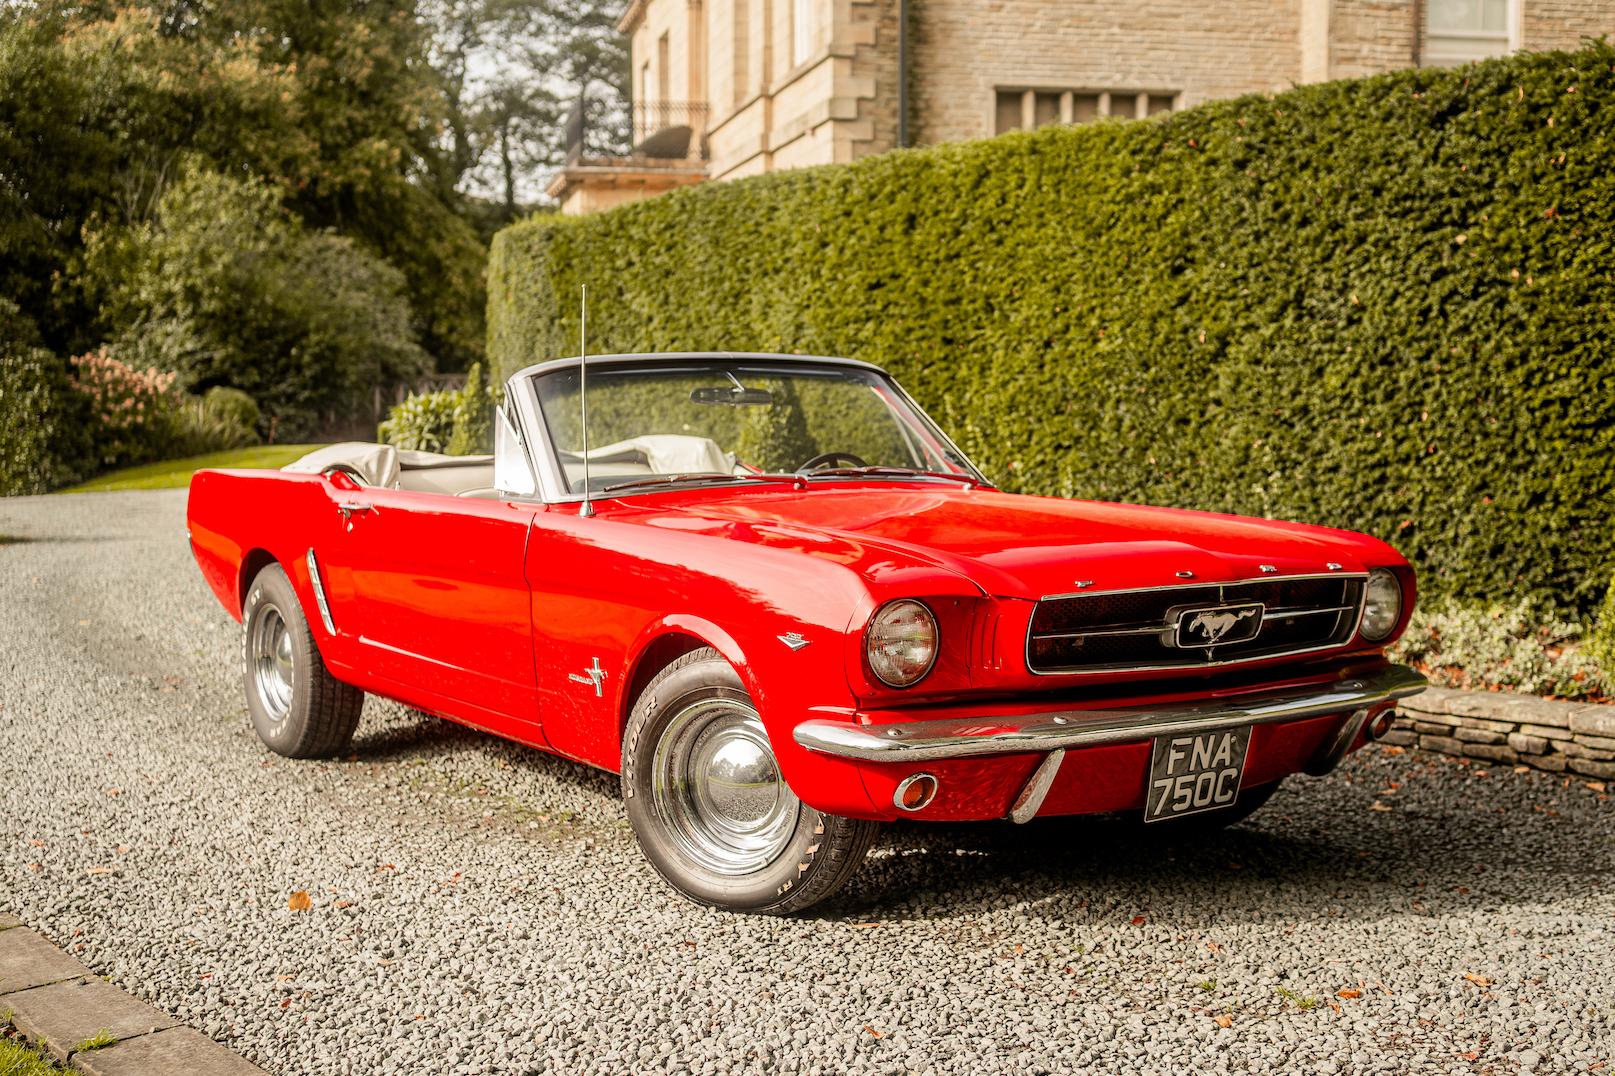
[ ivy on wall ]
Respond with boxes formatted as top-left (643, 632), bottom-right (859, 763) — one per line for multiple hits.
top-left (488, 43), bottom-right (1615, 614)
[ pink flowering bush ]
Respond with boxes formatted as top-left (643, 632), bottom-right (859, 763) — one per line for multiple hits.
top-left (70, 347), bottom-right (182, 466)
top-left (64, 348), bottom-right (259, 469)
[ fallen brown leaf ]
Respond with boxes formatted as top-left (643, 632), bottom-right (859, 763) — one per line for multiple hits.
top-left (287, 891), bottom-right (312, 911)
top-left (1463, 973), bottom-right (1491, 986)
top-left (86, 866), bottom-right (112, 875)
top-left (1131, 916), bottom-right (1148, 925)
top-left (1337, 988), bottom-right (1361, 998)
top-left (863, 1026), bottom-right (882, 1038)
top-left (1214, 1015), bottom-right (1232, 1028)
top-left (1369, 802), bottom-right (1393, 811)
top-left (280, 998), bottom-right (291, 1010)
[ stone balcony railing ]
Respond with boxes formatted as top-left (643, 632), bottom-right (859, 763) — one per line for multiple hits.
top-left (1387, 686), bottom-right (1615, 781)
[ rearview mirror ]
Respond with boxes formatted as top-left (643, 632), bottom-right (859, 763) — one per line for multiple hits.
top-left (689, 386), bottom-right (774, 406)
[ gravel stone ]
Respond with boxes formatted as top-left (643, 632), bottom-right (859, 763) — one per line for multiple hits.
top-left (2, 490), bottom-right (1612, 1075)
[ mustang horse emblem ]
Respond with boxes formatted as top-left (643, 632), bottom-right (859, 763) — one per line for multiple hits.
top-left (1185, 606), bottom-right (1260, 645)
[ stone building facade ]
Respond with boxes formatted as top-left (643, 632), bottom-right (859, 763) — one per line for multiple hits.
top-left (546, 0), bottom-right (1615, 212)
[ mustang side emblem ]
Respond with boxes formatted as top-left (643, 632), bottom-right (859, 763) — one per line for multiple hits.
top-left (568, 657), bottom-right (608, 697)
top-left (1176, 603), bottom-right (1264, 650)
top-left (778, 633), bottom-right (811, 651)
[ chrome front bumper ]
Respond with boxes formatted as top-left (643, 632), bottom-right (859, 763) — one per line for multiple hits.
top-left (793, 664), bottom-right (1427, 763)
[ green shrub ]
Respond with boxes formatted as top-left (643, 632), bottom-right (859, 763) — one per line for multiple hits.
top-left (1587, 572), bottom-right (1615, 669)
top-left (90, 171), bottom-right (429, 440)
top-left (167, 389), bottom-right (262, 457)
top-left (488, 43), bottom-right (1615, 616)
top-left (0, 300), bottom-right (87, 495)
top-left (200, 387), bottom-right (260, 435)
top-left (381, 362), bottom-right (495, 455)
top-left (1389, 598), bottom-right (1606, 699)
top-left (446, 363), bottom-right (493, 456)
top-left (378, 390), bottom-right (460, 453)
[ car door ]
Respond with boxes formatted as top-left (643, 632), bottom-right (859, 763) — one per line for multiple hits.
top-left (521, 509), bottom-right (648, 770)
top-left (313, 477), bottom-right (544, 740)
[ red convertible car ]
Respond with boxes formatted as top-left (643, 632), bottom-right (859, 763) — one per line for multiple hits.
top-left (187, 353), bottom-right (1424, 914)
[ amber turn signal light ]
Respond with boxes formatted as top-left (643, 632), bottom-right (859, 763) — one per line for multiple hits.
top-left (893, 773), bottom-right (939, 812)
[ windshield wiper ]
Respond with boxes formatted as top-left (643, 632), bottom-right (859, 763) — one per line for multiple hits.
top-left (799, 466), bottom-right (985, 487)
top-left (599, 473), bottom-right (803, 493)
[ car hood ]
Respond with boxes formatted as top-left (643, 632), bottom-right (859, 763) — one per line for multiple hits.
top-left (616, 485), bottom-right (1397, 600)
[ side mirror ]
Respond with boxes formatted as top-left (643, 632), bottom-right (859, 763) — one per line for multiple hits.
top-left (493, 404), bottom-right (537, 495)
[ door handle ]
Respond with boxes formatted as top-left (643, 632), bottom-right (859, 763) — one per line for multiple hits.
top-left (337, 502), bottom-right (373, 520)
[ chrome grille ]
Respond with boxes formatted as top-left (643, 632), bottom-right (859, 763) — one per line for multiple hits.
top-left (1026, 576), bottom-right (1366, 674)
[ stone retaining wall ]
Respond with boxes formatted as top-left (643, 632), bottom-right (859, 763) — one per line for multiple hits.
top-left (1387, 686), bottom-right (1615, 779)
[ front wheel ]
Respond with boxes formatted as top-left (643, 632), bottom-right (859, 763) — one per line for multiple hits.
top-left (621, 648), bottom-right (877, 915)
top-left (242, 563), bottom-right (364, 758)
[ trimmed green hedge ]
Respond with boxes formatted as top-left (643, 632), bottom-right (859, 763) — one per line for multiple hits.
top-left (489, 44), bottom-right (1615, 613)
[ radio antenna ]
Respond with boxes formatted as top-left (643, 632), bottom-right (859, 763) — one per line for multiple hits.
top-left (579, 285), bottom-right (593, 517)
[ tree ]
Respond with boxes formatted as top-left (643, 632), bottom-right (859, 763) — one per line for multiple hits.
top-left (4, 0), bottom-right (487, 371)
top-left (93, 171), bottom-right (428, 438)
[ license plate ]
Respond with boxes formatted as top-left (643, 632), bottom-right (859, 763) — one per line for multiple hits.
top-left (1145, 727), bottom-right (1251, 822)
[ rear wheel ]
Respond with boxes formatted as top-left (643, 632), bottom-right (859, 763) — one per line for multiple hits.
top-left (242, 563), bottom-right (364, 758)
top-left (621, 648), bottom-right (877, 915)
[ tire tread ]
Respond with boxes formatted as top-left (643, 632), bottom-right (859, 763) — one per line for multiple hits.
top-left (623, 647), bottom-right (876, 916)
top-left (244, 563), bottom-right (363, 759)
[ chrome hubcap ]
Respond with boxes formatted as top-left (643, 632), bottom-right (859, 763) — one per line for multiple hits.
top-left (652, 699), bottom-right (799, 876)
top-left (251, 604), bottom-right (295, 722)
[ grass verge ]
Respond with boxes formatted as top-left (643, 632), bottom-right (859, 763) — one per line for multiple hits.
top-left (53, 445), bottom-right (329, 494)
top-left (0, 1035), bottom-right (73, 1075)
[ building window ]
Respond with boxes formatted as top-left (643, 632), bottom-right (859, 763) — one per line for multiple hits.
top-left (1426, 0), bottom-right (1515, 65)
top-left (792, 0), bottom-right (813, 67)
top-left (994, 89), bottom-right (1176, 135)
top-left (657, 32), bottom-right (671, 101)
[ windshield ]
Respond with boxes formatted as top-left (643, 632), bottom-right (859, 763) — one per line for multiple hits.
top-left (530, 362), bottom-right (983, 494)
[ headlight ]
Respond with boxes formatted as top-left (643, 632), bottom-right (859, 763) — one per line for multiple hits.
top-left (865, 599), bottom-right (938, 687)
top-left (1359, 568), bottom-right (1403, 642)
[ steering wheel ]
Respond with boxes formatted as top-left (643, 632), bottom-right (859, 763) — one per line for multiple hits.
top-left (796, 452), bottom-right (867, 474)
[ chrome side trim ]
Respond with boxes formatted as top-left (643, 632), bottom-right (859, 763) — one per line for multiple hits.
top-left (792, 664), bottom-right (1427, 763)
top-left (1038, 572), bottom-right (1367, 603)
top-left (1032, 624), bottom-right (1166, 641)
top-left (1026, 639), bottom-right (1359, 678)
top-left (1009, 750), bottom-right (1065, 823)
top-left (1262, 604), bottom-right (1355, 621)
top-left (305, 548), bottom-right (336, 635)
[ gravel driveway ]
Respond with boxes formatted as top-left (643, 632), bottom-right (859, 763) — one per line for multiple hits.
top-left (1, 489), bottom-right (1610, 1076)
